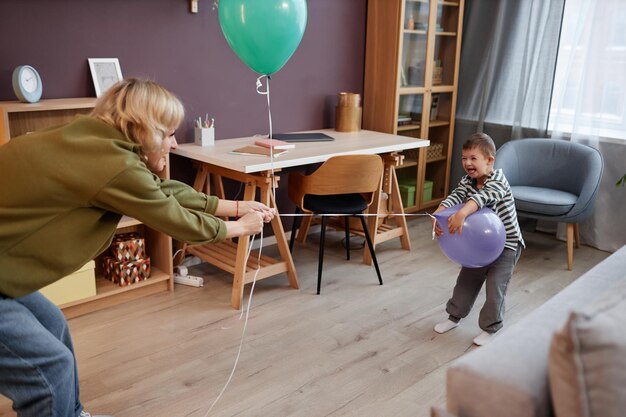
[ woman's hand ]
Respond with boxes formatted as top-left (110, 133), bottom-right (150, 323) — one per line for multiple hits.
top-left (239, 201), bottom-right (277, 223)
top-left (238, 211), bottom-right (266, 235)
top-left (215, 200), bottom-right (277, 223)
top-left (225, 211), bottom-right (265, 238)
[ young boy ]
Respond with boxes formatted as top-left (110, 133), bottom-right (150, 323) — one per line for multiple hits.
top-left (433, 133), bottom-right (524, 346)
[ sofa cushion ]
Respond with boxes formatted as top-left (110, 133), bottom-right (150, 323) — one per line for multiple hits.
top-left (446, 246), bottom-right (626, 417)
top-left (549, 281), bottom-right (626, 417)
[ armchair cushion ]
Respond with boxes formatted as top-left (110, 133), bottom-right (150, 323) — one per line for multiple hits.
top-left (512, 186), bottom-right (577, 216)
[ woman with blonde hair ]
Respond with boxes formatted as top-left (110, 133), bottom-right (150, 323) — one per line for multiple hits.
top-left (0, 78), bottom-right (274, 417)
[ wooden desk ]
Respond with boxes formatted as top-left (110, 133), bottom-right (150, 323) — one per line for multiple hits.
top-left (172, 129), bottom-right (428, 309)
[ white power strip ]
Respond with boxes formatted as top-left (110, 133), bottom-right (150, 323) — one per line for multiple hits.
top-left (174, 274), bottom-right (204, 287)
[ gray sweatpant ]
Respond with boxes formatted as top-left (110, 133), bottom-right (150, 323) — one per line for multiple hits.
top-left (446, 244), bottom-right (522, 333)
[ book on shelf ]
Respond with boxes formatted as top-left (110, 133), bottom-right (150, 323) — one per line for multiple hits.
top-left (430, 94), bottom-right (440, 121)
top-left (254, 138), bottom-right (295, 150)
top-left (397, 114), bottom-right (414, 126)
top-left (230, 145), bottom-right (289, 157)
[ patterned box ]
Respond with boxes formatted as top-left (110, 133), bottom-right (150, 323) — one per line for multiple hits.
top-left (426, 143), bottom-right (444, 160)
top-left (103, 256), bottom-right (151, 286)
top-left (111, 232), bottom-right (145, 262)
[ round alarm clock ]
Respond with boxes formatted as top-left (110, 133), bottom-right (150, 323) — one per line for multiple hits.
top-left (12, 65), bottom-right (43, 103)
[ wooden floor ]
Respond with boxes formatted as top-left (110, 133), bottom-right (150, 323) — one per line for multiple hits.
top-left (0, 217), bottom-right (610, 417)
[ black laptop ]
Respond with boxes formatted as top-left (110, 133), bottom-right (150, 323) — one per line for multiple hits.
top-left (272, 132), bottom-right (335, 142)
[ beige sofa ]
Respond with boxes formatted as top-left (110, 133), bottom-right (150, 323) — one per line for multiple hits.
top-left (433, 245), bottom-right (626, 417)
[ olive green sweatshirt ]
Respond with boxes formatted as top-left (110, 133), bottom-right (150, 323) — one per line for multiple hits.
top-left (0, 115), bottom-right (227, 298)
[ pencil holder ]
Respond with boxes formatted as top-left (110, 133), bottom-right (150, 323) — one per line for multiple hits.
top-left (194, 127), bottom-right (215, 146)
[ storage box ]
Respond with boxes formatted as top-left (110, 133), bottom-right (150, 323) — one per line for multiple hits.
top-left (111, 232), bottom-right (145, 262)
top-left (426, 143), bottom-right (444, 160)
top-left (399, 184), bottom-right (416, 207)
top-left (40, 261), bottom-right (96, 305)
top-left (103, 257), bottom-right (151, 286)
top-left (399, 178), bottom-right (417, 207)
top-left (423, 180), bottom-right (434, 202)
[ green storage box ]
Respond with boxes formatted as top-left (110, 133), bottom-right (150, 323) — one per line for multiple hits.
top-left (399, 183), bottom-right (416, 207)
top-left (423, 180), bottom-right (433, 202)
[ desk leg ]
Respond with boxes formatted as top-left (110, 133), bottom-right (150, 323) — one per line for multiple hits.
top-left (231, 180), bottom-right (257, 309)
top-left (389, 164), bottom-right (411, 250)
top-left (263, 185), bottom-right (299, 289)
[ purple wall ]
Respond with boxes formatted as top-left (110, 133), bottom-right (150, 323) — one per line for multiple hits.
top-left (0, 0), bottom-right (366, 139)
top-left (0, 0), bottom-right (367, 219)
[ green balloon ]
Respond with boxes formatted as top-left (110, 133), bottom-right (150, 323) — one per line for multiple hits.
top-left (219, 0), bottom-right (308, 75)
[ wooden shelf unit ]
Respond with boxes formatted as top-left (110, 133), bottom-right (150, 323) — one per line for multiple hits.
top-left (363, 0), bottom-right (465, 211)
top-left (0, 98), bottom-right (174, 318)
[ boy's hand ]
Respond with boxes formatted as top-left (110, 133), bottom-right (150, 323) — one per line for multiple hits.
top-left (447, 212), bottom-right (467, 235)
top-left (432, 206), bottom-right (445, 237)
top-left (432, 217), bottom-right (444, 237)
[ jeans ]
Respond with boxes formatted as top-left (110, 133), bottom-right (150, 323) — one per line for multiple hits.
top-left (0, 292), bottom-right (84, 417)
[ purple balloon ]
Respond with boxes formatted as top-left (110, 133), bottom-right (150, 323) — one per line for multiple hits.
top-left (434, 204), bottom-right (506, 268)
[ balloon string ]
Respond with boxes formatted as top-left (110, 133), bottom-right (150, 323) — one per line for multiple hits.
top-left (256, 74), bottom-right (277, 206)
top-left (207, 75), bottom-right (438, 415)
top-left (204, 230), bottom-right (263, 417)
top-left (278, 212), bottom-right (438, 240)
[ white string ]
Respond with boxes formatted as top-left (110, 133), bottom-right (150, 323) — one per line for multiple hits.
top-left (280, 212), bottom-right (438, 240)
top-left (203, 231), bottom-right (263, 417)
top-left (255, 75), bottom-right (278, 206)
top-left (204, 75), bottom-right (439, 415)
top-left (205, 75), bottom-right (277, 416)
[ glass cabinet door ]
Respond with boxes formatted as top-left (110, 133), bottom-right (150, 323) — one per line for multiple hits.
top-left (433, 1), bottom-right (461, 87)
top-left (400, 0), bottom-right (430, 88)
top-left (397, 93), bottom-right (424, 136)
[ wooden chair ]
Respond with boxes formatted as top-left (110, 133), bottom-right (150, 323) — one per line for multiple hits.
top-left (287, 154), bottom-right (384, 294)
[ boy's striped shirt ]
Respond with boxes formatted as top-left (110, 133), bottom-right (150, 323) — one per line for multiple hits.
top-left (441, 168), bottom-right (524, 251)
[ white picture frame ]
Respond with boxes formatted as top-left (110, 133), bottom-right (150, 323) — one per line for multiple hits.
top-left (88, 58), bottom-right (123, 97)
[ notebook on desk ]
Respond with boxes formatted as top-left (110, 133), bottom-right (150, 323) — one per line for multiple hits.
top-left (272, 132), bottom-right (335, 142)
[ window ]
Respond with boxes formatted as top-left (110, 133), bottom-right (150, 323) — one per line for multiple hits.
top-left (548, 0), bottom-right (626, 140)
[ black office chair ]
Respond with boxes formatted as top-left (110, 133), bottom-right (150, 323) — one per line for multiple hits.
top-left (287, 155), bottom-right (384, 294)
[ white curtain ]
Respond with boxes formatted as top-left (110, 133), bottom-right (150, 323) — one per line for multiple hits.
top-left (549, 0), bottom-right (626, 252)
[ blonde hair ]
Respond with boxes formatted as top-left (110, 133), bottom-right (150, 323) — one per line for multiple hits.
top-left (463, 132), bottom-right (496, 157)
top-left (91, 78), bottom-right (185, 155)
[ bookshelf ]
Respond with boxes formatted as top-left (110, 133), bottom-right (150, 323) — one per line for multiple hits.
top-left (363, 0), bottom-right (465, 212)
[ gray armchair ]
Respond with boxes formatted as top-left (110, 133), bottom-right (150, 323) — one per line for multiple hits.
top-left (494, 138), bottom-right (603, 270)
